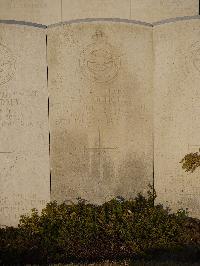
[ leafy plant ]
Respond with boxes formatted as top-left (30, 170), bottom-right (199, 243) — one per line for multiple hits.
top-left (180, 150), bottom-right (200, 173)
top-left (0, 185), bottom-right (194, 265)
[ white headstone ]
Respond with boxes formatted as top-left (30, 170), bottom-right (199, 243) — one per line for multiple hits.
top-left (0, 23), bottom-right (49, 226)
top-left (154, 19), bottom-right (200, 217)
top-left (48, 22), bottom-right (153, 204)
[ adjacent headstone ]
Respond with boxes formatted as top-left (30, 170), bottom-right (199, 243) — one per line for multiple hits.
top-left (154, 19), bottom-right (200, 217)
top-left (48, 22), bottom-right (153, 204)
top-left (62, 0), bottom-right (199, 24)
top-left (62, 0), bottom-right (131, 21)
top-left (0, 23), bottom-right (49, 226)
top-left (131, 0), bottom-right (199, 23)
top-left (0, 0), bottom-right (61, 25)
top-left (0, 0), bottom-right (198, 26)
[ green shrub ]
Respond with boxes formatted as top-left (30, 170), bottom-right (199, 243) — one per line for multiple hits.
top-left (0, 186), bottom-right (195, 264)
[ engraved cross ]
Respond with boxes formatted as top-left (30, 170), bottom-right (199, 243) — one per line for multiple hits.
top-left (85, 128), bottom-right (118, 177)
top-left (87, 128), bottom-right (118, 152)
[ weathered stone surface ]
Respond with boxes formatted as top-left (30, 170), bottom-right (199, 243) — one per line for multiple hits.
top-left (0, 24), bottom-right (49, 226)
top-left (154, 19), bottom-right (200, 218)
top-left (0, 1), bottom-right (198, 26)
top-left (62, 0), bottom-right (198, 24)
top-left (62, 0), bottom-right (131, 21)
top-left (0, 0), bottom-right (61, 25)
top-left (131, 0), bottom-right (199, 23)
top-left (48, 22), bottom-right (153, 204)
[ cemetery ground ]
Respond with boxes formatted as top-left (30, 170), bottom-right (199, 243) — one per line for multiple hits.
top-left (1, 186), bottom-right (200, 265)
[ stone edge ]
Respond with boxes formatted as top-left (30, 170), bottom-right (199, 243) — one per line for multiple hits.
top-left (1, 16), bottom-right (200, 29)
top-left (0, 20), bottom-right (47, 28)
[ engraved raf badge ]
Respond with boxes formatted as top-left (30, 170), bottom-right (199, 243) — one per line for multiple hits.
top-left (79, 30), bottom-right (121, 83)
